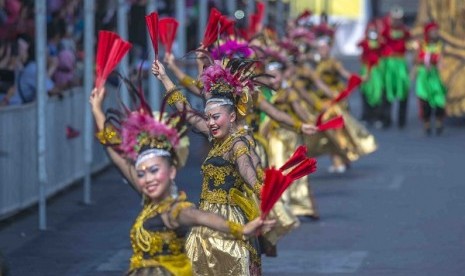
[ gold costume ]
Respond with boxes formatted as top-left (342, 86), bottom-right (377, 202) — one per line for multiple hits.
top-left (308, 59), bottom-right (377, 161)
top-left (293, 65), bottom-right (349, 160)
top-left (128, 193), bottom-right (194, 276)
top-left (414, 0), bottom-right (465, 116)
top-left (185, 129), bottom-right (262, 276)
top-left (315, 58), bottom-right (346, 94)
top-left (319, 105), bottom-right (377, 162)
top-left (263, 88), bottom-right (318, 224)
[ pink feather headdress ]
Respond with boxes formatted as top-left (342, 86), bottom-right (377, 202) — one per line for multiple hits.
top-left (199, 57), bottom-right (267, 116)
top-left (211, 39), bottom-right (253, 60)
top-left (97, 78), bottom-right (189, 165)
top-left (289, 27), bottom-right (315, 43)
top-left (255, 45), bottom-right (288, 65)
top-left (119, 112), bottom-right (181, 160)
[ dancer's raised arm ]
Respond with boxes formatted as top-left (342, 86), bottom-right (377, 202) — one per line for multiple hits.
top-left (151, 60), bottom-right (210, 136)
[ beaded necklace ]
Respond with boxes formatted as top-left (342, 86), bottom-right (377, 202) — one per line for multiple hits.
top-left (206, 128), bottom-right (248, 160)
top-left (132, 196), bottom-right (178, 252)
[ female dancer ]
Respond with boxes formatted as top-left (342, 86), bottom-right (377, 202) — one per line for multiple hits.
top-left (164, 49), bottom-right (319, 232)
top-left (89, 85), bottom-right (273, 275)
top-left (152, 58), bottom-right (267, 275)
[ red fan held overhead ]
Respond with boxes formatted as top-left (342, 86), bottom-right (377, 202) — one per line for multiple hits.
top-left (219, 15), bottom-right (235, 36)
top-left (95, 31), bottom-right (132, 89)
top-left (202, 8), bottom-right (222, 48)
top-left (260, 146), bottom-right (317, 219)
top-left (248, 1), bottom-right (265, 37)
top-left (145, 12), bottom-right (159, 59)
top-left (159, 18), bottom-right (179, 55)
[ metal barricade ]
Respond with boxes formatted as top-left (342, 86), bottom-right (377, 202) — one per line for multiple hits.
top-left (0, 87), bottom-right (114, 219)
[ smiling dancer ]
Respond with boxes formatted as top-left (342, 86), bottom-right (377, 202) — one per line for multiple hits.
top-left (152, 57), bottom-right (271, 275)
top-left (90, 80), bottom-right (274, 275)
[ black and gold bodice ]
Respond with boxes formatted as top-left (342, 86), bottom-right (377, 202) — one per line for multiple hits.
top-left (200, 129), bottom-right (262, 221)
top-left (129, 193), bottom-right (193, 272)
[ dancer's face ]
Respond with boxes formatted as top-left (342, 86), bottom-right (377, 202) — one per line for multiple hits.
top-left (265, 67), bottom-right (283, 90)
top-left (318, 44), bottom-right (330, 58)
top-left (205, 103), bottom-right (236, 140)
top-left (135, 156), bottom-right (176, 201)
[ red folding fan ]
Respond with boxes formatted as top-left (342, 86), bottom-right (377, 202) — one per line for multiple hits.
top-left (248, 1), bottom-right (265, 38)
top-left (219, 15), bottom-right (235, 36)
top-left (313, 74), bottom-right (361, 131)
top-left (279, 145), bottom-right (307, 171)
top-left (95, 31), bottom-right (132, 89)
top-left (330, 74), bottom-right (362, 104)
top-left (159, 18), bottom-right (179, 55)
top-left (260, 146), bottom-right (317, 219)
top-left (201, 8), bottom-right (222, 48)
top-left (316, 115), bottom-right (344, 132)
top-left (145, 12), bottom-right (159, 59)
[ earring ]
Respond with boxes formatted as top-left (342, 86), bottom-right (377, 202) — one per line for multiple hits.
top-left (170, 180), bottom-right (179, 199)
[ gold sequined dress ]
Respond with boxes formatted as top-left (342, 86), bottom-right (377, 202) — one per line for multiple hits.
top-left (261, 88), bottom-right (315, 235)
top-left (128, 193), bottom-right (194, 276)
top-left (185, 129), bottom-right (262, 276)
top-left (310, 59), bottom-right (378, 161)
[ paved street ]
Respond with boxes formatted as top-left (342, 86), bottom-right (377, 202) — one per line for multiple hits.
top-left (1, 58), bottom-right (465, 275)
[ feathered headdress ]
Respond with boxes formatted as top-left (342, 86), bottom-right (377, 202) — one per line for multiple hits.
top-left (211, 39), bottom-right (254, 60)
top-left (200, 57), bottom-right (264, 117)
top-left (255, 45), bottom-right (288, 70)
top-left (97, 79), bottom-right (190, 168)
top-left (289, 27), bottom-right (315, 43)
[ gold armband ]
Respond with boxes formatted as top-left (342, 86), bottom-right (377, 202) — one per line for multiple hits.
top-left (227, 221), bottom-right (244, 240)
top-left (165, 87), bottom-right (187, 105)
top-left (96, 124), bottom-right (121, 145)
top-left (180, 75), bottom-right (197, 88)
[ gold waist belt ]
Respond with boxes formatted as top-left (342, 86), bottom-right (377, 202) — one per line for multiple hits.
top-left (201, 188), bottom-right (259, 221)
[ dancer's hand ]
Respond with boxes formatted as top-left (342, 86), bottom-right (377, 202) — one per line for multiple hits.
top-left (164, 53), bottom-right (176, 69)
top-left (89, 86), bottom-right (106, 113)
top-left (195, 47), bottom-right (209, 75)
top-left (243, 218), bottom-right (276, 237)
top-left (151, 59), bottom-right (176, 90)
top-left (302, 123), bottom-right (318, 135)
top-left (151, 60), bottom-right (168, 81)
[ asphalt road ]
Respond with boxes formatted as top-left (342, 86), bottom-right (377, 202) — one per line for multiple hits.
top-left (1, 58), bottom-right (465, 276)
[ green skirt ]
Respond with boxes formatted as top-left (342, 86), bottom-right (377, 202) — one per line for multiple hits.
top-left (360, 63), bottom-right (383, 107)
top-left (382, 56), bottom-right (410, 102)
top-left (416, 65), bottom-right (447, 108)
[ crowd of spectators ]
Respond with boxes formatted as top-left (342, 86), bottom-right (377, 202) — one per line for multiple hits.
top-left (0, 0), bottom-right (82, 107)
top-left (0, 0), bottom-right (207, 108)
